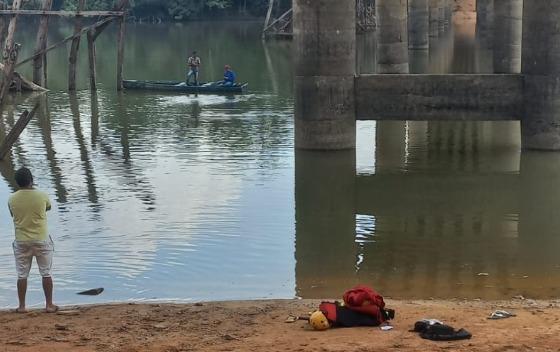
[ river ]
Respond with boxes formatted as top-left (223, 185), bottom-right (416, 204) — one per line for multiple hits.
top-left (0, 19), bottom-right (558, 308)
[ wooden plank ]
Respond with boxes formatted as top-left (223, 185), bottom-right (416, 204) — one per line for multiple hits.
top-left (0, 103), bottom-right (39, 160)
top-left (33, 0), bottom-right (53, 86)
top-left (116, 16), bottom-right (125, 90)
top-left (0, 0), bottom-right (23, 105)
top-left (68, 0), bottom-right (86, 91)
top-left (15, 17), bottom-right (116, 68)
top-left (0, 10), bottom-right (124, 17)
top-left (87, 30), bottom-right (96, 90)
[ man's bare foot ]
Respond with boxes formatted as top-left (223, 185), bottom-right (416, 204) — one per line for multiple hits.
top-left (14, 307), bottom-right (27, 313)
top-left (45, 304), bottom-right (59, 313)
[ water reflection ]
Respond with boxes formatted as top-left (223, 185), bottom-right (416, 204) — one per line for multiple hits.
top-left (295, 121), bottom-right (560, 300)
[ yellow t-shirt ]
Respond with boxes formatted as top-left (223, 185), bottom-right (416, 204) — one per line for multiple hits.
top-left (8, 189), bottom-right (51, 242)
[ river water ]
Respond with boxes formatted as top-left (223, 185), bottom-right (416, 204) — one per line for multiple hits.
top-left (0, 20), bottom-right (559, 308)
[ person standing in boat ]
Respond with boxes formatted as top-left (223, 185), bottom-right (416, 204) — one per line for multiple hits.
top-left (220, 64), bottom-right (236, 86)
top-left (186, 51), bottom-right (201, 86)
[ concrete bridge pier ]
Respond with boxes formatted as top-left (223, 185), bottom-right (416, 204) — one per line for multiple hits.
top-left (521, 1), bottom-right (560, 150)
top-left (293, 0), bottom-right (356, 150)
top-left (376, 0), bottom-right (409, 73)
top-left (408, 0), bottom-right (430, 50)
top-left (476, 0), bottom-right (494, 39)
top-left (493, 0), bottom-right (522, 73)
top-left (429, 0), bottom-right (439, 38)
top-left (438, 0), bottom-right (446, 33)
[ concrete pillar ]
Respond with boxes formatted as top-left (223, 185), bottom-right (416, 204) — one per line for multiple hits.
top-left (438, 0), bottom-right (445, 33)
top-left (493, 0), bottom-right (522, 73)
top-left (429, 0), bottom-right (439, 37)
top-left (408, 0), bottom-right (430, 50)
top-left (376, 0), bottom-right (409, 73)
top-left (293, 0), bottom-right (356, 150)
top-left (521, 1), bottom-right (560, 150)
top-left (476, 0), bottom-right (494, 34)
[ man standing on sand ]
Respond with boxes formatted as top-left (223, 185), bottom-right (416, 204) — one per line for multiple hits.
top-left (186, 50), bottom-right (201, 86)
top-left (9, 167), bottom-right (57, 313)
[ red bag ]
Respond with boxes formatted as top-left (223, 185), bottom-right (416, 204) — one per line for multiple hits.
top-left (343, 285), bottom-right (386, 322)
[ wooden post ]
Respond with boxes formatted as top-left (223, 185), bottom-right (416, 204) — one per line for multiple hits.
top-left (87, 30), bottom-right (96, 90)
top-left (262, 0), bottom-right (274, 38)
top-left (68, 0), bottom-right (86, 91)
top-left (0, 2), bottom-right (8, 53)
top-left (33, 0), bottom-right (53, 86)
top-left (0, 0), bottom-right (23, 105)
top-left (116, 16), bottom-right (125, 90)
top-left (0, 103), bottom-right (39, 160)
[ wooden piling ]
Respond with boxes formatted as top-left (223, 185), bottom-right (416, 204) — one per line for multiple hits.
top-left (0, 0), bottom-right (23, 105)
top-left (87, 30), bottom-right (96, 91)
top-left (0, 2), bottom-right (8, 52)
top-left (68, 0), bottom-right (86, 91)
top-left (116, 16), bottom-right (126, 91)
top-left (33, 0), bottom-right (53, 86)
top-left (0, 103), bottom-right (39, 160)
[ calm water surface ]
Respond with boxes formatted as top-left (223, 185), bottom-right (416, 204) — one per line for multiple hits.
top-left (1, 21), bottom-right (559, 308)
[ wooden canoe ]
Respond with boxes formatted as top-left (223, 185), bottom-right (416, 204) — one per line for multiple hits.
top-left (123, 79), bottom-right (248, 94)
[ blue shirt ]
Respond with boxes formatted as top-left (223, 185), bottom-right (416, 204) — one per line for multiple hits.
top-left (224, 70), bottom-right (236, 83)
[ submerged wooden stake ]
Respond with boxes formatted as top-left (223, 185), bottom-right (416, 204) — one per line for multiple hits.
top-left (68, 0), bottom-right (86, 91)
top-left (0, 103), bottom-right (39, 160)
top-left (87, 30), bottom-right (96, 90)
top-left (33, 0), bottom-right (53, 87)
top-left (116, 16), bottom-right (125, 90)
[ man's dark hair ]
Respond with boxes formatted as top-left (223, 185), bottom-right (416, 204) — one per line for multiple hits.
top-left (15, 167), bottom-right (33, 188)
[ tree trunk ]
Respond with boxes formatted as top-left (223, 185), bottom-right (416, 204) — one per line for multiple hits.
top-left (0, 0), bottom-right (24, 105)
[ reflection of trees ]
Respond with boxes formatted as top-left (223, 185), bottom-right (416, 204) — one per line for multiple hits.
top-left (36, 94), bottom-right (68, 204)
top-left (69, 93), bottom-right (100, 208)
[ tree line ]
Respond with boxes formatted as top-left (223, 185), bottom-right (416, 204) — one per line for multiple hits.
top-left (20, 0), bottom-right (292, 21)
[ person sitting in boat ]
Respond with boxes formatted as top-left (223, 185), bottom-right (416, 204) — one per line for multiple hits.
top-left (186, 51), bottom-right (201, 86)
top-left (219, 65), bottom-right (236, 87)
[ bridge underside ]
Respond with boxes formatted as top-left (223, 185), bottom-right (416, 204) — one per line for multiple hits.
top-left (355, 74), bottom-right (524, 121)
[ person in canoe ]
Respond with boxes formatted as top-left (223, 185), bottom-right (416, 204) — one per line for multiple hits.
top-left (186, 51), bottom-right (201, 86)
top-left (218, 64), bottom-right (236, 86)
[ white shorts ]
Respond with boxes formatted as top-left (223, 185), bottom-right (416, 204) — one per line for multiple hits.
top-left (13, 237), bottom-right (54, 279)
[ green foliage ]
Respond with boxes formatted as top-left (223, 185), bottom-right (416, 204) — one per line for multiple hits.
top-left (18, 0), bottom-right (292, 21)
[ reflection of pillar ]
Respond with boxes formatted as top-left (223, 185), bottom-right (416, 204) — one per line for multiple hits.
top-left (90, 91), bottom-right (99, 145)
top-left (294, 0), bottom-right (356, 150)
top-left (493, 0), bottom-right (522, 73)
top-left (375, 121), bottom-right (406, 171)
top-left (429, 0), bottom-right (439, 38)
top-left (521, 2), bottom-right (560, 150)
top-left (295, 150), bottom-right (356, 298)
top-left (518, 152), bottom-right (560, 277)
top-left (376, 0), bottom-right (409, 73)
top-left (408, 0), bottom-right (429, 50)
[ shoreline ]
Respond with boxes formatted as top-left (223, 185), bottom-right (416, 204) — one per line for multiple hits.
top-left (2, 298), bottom-right (560, 351)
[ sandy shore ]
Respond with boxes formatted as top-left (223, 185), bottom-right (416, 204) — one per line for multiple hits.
top-left (2, 298), bottom-right (560, 351)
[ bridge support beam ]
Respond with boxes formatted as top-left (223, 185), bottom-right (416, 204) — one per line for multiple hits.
top-left (408, 0), bottom-right (429, 50)
top-left (293, 0), bottom-right (356, 150)
top-left (376, 0), bottom-right (408, 73)
top-left (521, 1), bottom-right (560, 150)
top-left (493, 0), bottom-right (522, 73)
